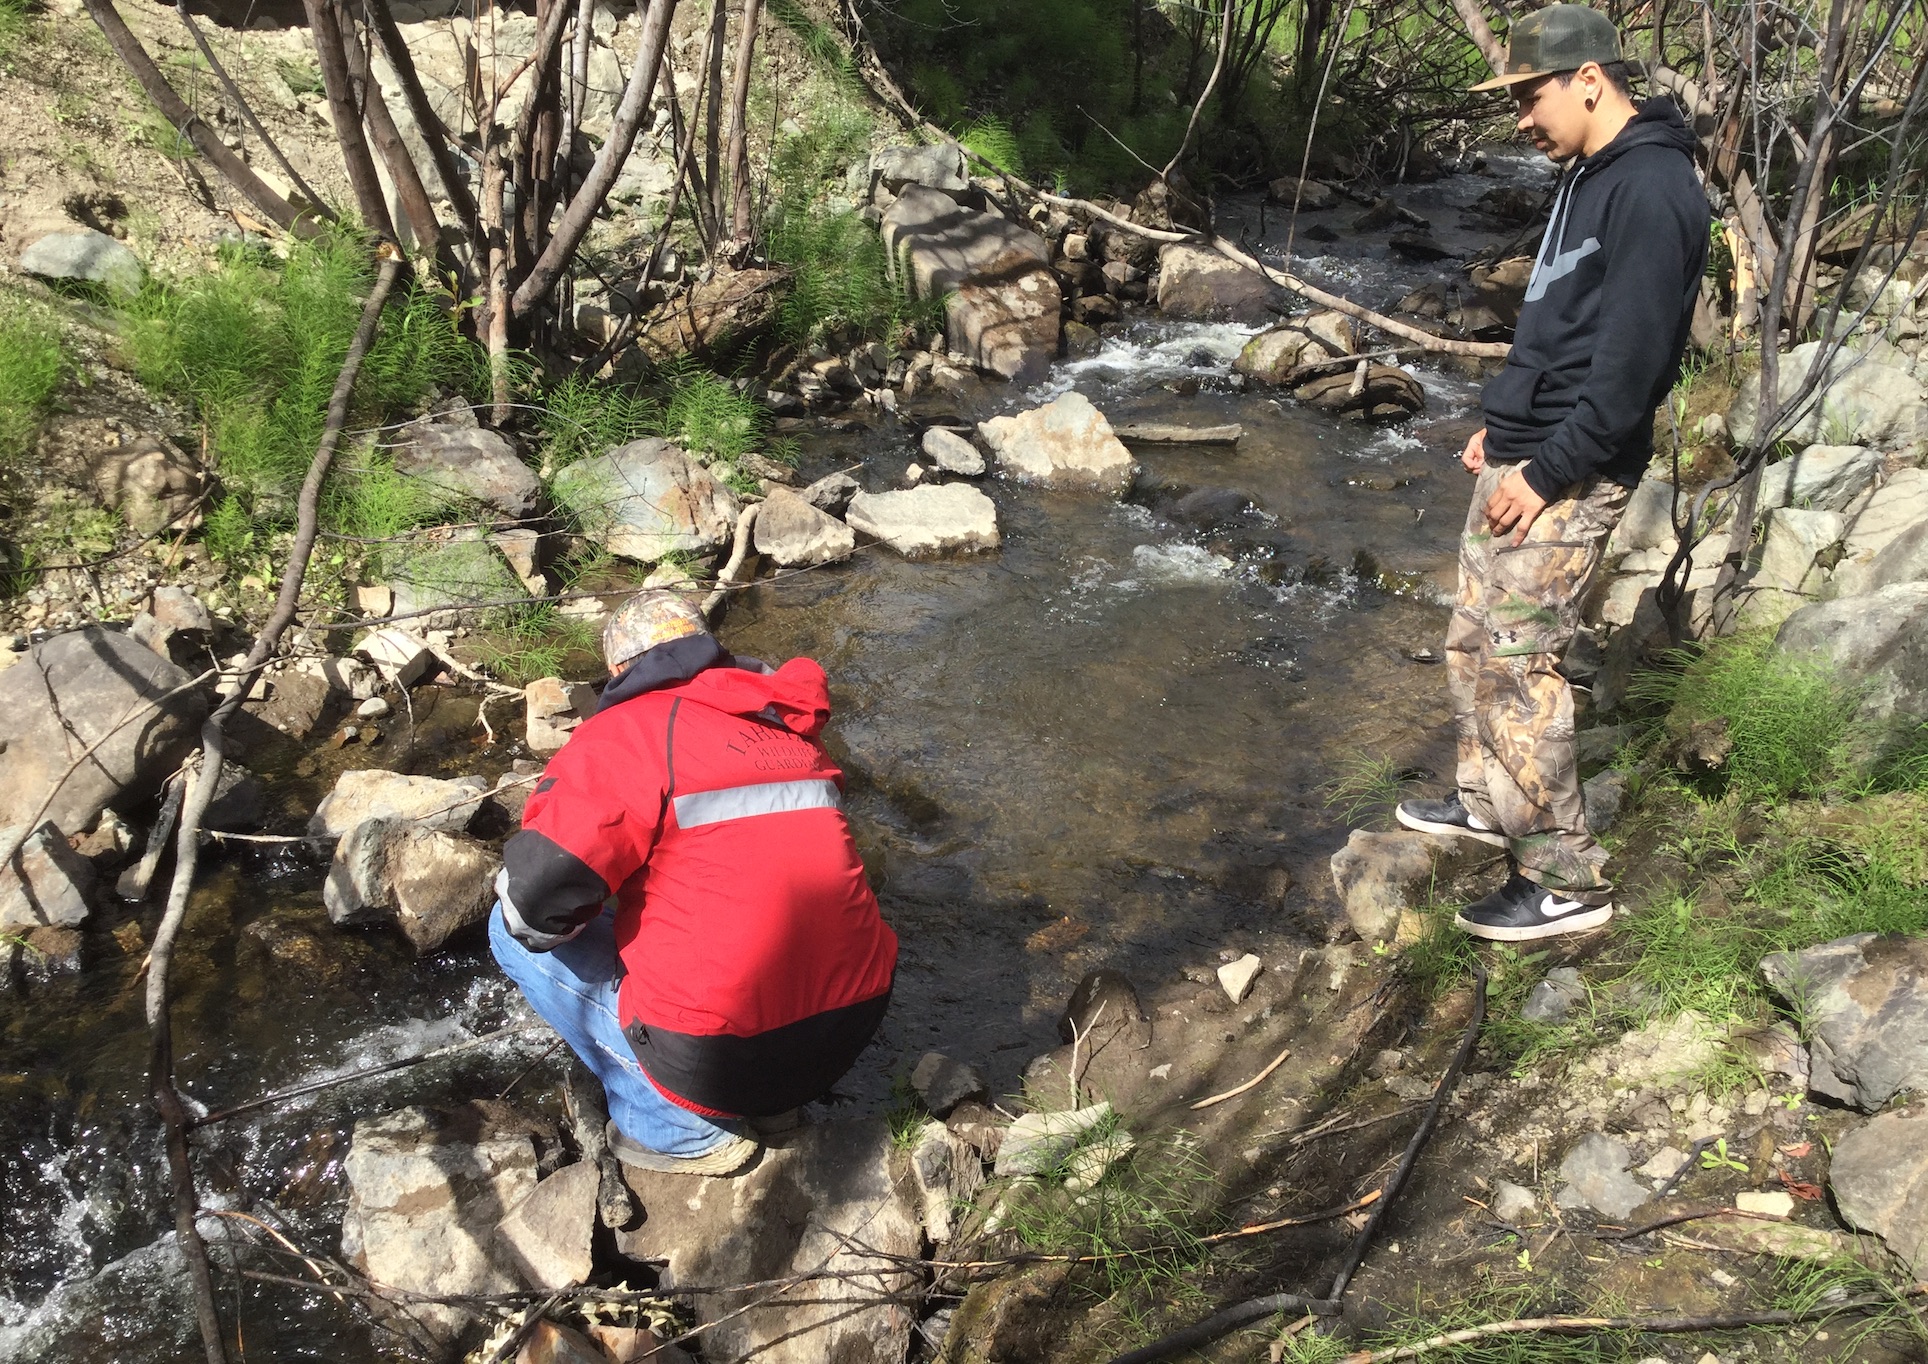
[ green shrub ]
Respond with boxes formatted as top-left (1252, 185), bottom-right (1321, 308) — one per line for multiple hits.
top-left (0, 307), bottom-right (63, 465)
top-left (118, 227), bottom-right (476, 565)
top-left (955, 115), bottom-right (1023, 177)
top-left (0, 0), bottom-right (33, 63)
top-left (1646, 633), bottom-right (1863, 804)
top-left (533, 373), bottom-right (661, 474)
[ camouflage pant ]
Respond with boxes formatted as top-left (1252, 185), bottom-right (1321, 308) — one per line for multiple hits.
top-left (1447, 463), bottom-right (1630, 895)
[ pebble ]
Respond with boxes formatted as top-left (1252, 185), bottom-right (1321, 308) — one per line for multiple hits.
top-left (1217, 953), bottom-right (1262, 1003)
top-left (357, 696), bottom-right (392, 719)
top-left (1735, 1190), bottom-right (1794, 1217)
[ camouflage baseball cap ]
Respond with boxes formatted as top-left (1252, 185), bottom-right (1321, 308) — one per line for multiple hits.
top-left (603, 590), bottom-right (710, 669)
top-left (1471, 4), bottom-right (1623, 91)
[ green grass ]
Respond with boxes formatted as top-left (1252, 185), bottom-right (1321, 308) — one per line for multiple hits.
top-left (955, 115), bottom-right (1023, 177)
top-left (534, 373), bottom-right (661, 474)
top-left (1321, 751), bottom-right (1419, 828)
top-left (764, 205), bottom-right (935, 346)
top-left (0, 0), bottom-right (33, 64)
top-left (0, 305), bottom-right (64, 466)
top-left (476, 603), bottom-right (602, 685)
top-left (117, 227), bottom-right (477, 566)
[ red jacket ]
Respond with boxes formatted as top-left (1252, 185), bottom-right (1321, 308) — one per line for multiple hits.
top-left (499, 637), bottom-right (897, 1116)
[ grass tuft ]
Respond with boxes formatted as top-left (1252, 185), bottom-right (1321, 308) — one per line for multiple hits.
top-left (0, 305), bottom-right (64, 466)
top-left (1321, 751), bottom-right (1417, 828)
top-left (476, 603), bottom-right (602, 685)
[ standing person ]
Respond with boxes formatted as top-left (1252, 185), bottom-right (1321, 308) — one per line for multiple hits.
top-left (1396, 4), bottom-right (1709, 942)
top-left (491, 591), bottom-right (898, 1174)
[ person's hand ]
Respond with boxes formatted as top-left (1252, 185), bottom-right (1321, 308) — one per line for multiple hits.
top-left (1461, 427), bottom-right (1487, 473)
top-left (1485, 464), bottom-right (1548, 545)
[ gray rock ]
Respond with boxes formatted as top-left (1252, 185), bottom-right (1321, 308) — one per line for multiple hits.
top-left (1758, 444), bottom-right (1882, 513)
top-left (1582, 769), bottom-right (1630, 835)
top-left (524, 677), bottom-right (597, 755)
top-left (1608, 476), bottom-right (1681, 555)
top-left (909, 1120), bottom-right (982, 1243)
top-left (977, 392), bottom-right (1136, 496)
top-left (1155, 242), bottom-right (1283, 322)
top-left (129, 587), bottom-right (214, 666)
top-left (247, 667), bottom-right (333, 740)
top-left (310, 769), bottom-right (490, 837)
top-left (1217, 953), bottom-right (1262, 1003)
top-left (0, 823), bottom-right (95, 932)
top-left (394, 424), bottom-right (542, 518)
top-left (881, 186), bottom-right (1059, 384)
top-left (1329, 827), bottom-right (1491, 944)
top-left (323, 817), bottom-right (498, 954)
top-left (616, 1117), bottom-right (920, 1364)
top-left (496, 1159), bottom-right (597, 1290)
top-left (1729, 340), bottom-right (1926, 452)
top-left (1760, 933), bottom-right (1928, 1111)
top-left (995, 1102), bottom-right (1113, 1177)
top-left (751, 486), bottom-right (856, 568)
top-left (1266, 175), bottom-right (1336, 211)
top-left (1233, 324), bottom-right (1341, 385)
top-left (1829, 1106), bottom-right (1928, 1275)
top-left (204, 760), bottom-right (268, 833)
top-left (1775, 582), bottom-right (1928, 729)
top-left (342, 1104), bottom-right (541, 1349)
top-left (89, 435), bottom-right (209, 537)
top-left (1491, 1179), bottom-right (1538, 1223)
top-left (871, 143), bottom-right (968, 195)
top-left (20, 229), bottom-right (144, 295)
top-left (356, 627), bottom-right (439, 688)
top-left (912, 1052), bottom-right (988, 1118)
top-left (800, 471), bottom-right (860, 515)
top-left (1835, 517), bottom-right (1928, 599)
top-left (384, 527), bottom-right (525, 627)
top-left (1753, 507), bottom-right (1842, 594)
top-left (846, 484), bottom-right (1000, 558)
top-left (1521, 966), bottom-right (1586, 1024)
top-left (550, 439), bottom-right (740, 564)
top-left (1555, 1132), bottom-right (1647, 1221)
top-left (921, 427), bottom-right (985, 476)
top-left (0, 627), bottom-right (208, 836)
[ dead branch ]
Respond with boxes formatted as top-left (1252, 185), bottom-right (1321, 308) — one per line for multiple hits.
top-left (1189, 1045), bottom-right (1292, 1110)
top-left (81, 0), bottom-right (309, 234)
top-left (724, 0), bottom-right (766, 247)
top-left (146, 244), bottom-right (406, 1364)
top-left (1161, 0), bottom-right (1233, 181)
top-left (365, 0), bottom-right (483, 247)
top-left (701, 502), bottom-right (762, 622)
top-left (1449, 0), bottom-right (1505, 74)
top-left (338, 13), bottom-right (442, 259)
top-left (302, 0), bottom-right (397, 239)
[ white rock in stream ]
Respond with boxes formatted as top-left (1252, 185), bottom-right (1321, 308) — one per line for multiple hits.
top-left (846, 484), bottom-right (1000, 557)
top-left (921, 426), bottom-right (986, 476)
top-left (977, 392), bottom-right (1136, 497)
top-left (310, 769), bottom-right (491, 836)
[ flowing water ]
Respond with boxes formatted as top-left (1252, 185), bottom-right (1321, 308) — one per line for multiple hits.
top-left (0, 156), bottom-right (1556, 1361)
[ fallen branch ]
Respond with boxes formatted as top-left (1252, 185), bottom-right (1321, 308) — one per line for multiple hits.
top-left (147, 244), bottom-right (406, 1364)
top-left (1336, 1290), bottom-right (1928, 1364)
top-left (1190, 1045), bottom-right (1292, 1110)
top-left (701, 502), bottom-right (762, 623)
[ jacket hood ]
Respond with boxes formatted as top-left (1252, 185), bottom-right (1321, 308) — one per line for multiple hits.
top-left (595, 633), bottom-right (831, 738)
top-left (1580, 97), bottom-right (1698, 169)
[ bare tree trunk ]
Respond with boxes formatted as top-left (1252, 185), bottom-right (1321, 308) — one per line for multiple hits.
top-left (83, 0), bottom-right (308, 233)
top-left (1162, 0), bottom-right (1233, 180)
top-left (338, 17), bottom-right (442, 260)
top-left (725, 0), bottom-right (764, 247)
top-left (1449, 0), bottom-right (1504, 75)
top-left (510, 0), bottom-right (572, 278)
top-left (513, 0), bottom-right (678, 317)
top-left (1130, 0), bottom-right (1145, 114)
top-left (366, 0), bottom-right (482, 246)
top-left (483, 137), bottom-right (513, 423)
top-left (704, 0), bottom-right (729, 243)
top-left (302, 0), bottom-right (397, 239)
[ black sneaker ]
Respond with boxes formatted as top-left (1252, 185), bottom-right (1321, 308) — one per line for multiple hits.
top-left (1454, 873), bottom-right (1613, 942)
top-left (1396, 793), bottom-right (1507, 847)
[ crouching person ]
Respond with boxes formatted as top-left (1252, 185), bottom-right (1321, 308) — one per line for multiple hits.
top-left (491, 591), bottom-right (898, 1175)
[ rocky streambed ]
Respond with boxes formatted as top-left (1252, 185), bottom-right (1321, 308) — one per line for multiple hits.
top-left (6, 147), bottom-right (1928, 1364)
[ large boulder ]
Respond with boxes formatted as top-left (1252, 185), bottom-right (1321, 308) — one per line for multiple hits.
top-left (1292, 364), bottom-right (1426, 422)
top-left (0, 823), bottom-right (95, 932)
top-left (341, 1104), bottom-right (543, 1350)
top-left (977, 392), bottom-right (1136, 496)
top-left (20, 229), bottom-right (144, 295)
top-left (1757, 444), bottom-right (1882, 513)
top-left (0, 628), bottom-right (208, 835)
top-left (1835, 519), bottom-right (1928, 598)
top-left (751, 486), bottom-right (855, 568)
top-left (1233, 322), bottom-right (1345, 386)
top-left (1606, 476), bottom-right (1681, 555)
top-left (324, 817), bottom-right (498, 954)
top-left (1774, 582), bottom-right (1928, 729)
top-left (870, 143), bottom-right (968, 195)
top-left (309, 769), bottom-right (490, 837)
top-left (1728, 340), bottom-right (1927, 452)
top-left (1761, 933), bottom-right (1928, 1111)
top-left (89, 435), bottom-right (210, 536)
top-left (1155, 242), bottom-right (1283, 322)
top-left (1829, 1106), bottom-right (1928, 1275)
top-left (880, 186), bottom-right (1059, 384)
top-left (393, 423), bottom-right (542, 519)
top-left (1832, 468), bottom-right (1928, 596)
top-left (846, 485), bottom-right (1000, 558)
top-left (550, 438), bottom-right (739, 564)
top-left (632, 268), bottom-right (783, 365)
top-left (614, 1118), bottom-right (920, 1364)
top-left (1737, 506), bottom-right (1841, 626)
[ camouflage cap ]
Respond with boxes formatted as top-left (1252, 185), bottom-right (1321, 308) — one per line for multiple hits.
top-left (1471, 4), bottom-right (1623, 91)
top-left (602, 590), bottom-right (710, 669)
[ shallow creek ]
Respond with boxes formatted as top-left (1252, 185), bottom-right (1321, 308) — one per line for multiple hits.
top-left (0, 157), bottom-right (1557, 1360)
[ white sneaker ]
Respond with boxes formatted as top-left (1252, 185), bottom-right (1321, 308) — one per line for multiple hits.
top-left (605, 1120), bottom-right (760, 1175)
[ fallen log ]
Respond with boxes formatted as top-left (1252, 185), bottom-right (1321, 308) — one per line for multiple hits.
top-left (1115, 422), bottom-right (1243, 445)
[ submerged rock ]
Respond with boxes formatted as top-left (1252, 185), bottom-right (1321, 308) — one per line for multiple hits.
top-left (1829, 1106), bottom-right (1928, 1275)
top-left (1292, 364), bottom-right (1426, 421)
top-left (846, 484), bottom-right (1000, 557)
top-left (0, 823), bottom-right (95, 932)
top-left (1760, 933), bottom-right (1928, 1111)
top-left (977, 392), bottom-right (1136, 496)
top-left (0, 627), bottom-right (208, 836)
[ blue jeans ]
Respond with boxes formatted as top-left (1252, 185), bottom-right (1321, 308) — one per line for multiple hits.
top-left (488, 903), bottom-right (740, 1157)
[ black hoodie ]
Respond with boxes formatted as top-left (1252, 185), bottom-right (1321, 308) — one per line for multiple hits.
top-left (1481, 98), bottom-right (1710, 499)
